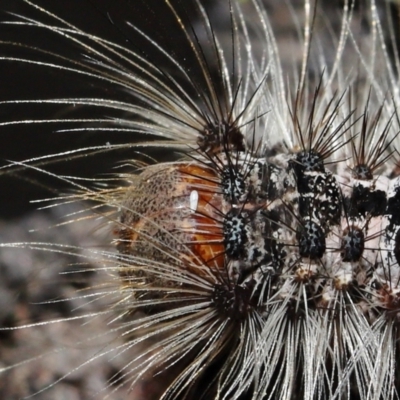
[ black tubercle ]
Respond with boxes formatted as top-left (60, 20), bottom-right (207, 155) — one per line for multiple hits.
top-left (341, 227), bottom-right (365, 262)
top-left (197, 121), bottom-right (245, 153)
top-left (298, 220), bottom-right (326, 259)
top-left (294, 150), bottom-right (325, 173)
top-left (223, 209), bottom-right (248, 259)
top-left (223, 206), bottom-right (285, 270)
top-left (212, 282), bottom-right (259, 320)
top-left (221, 166), bottom-right (245, 203)
top-left (352, 164), bottom-right (373, 180)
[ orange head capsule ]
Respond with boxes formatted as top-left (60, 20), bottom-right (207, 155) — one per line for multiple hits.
top-left (116, 162), bottom-right (226, 280)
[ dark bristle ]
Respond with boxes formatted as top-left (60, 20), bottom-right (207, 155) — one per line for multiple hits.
top-left (197, 121), bottom-right (245, 154)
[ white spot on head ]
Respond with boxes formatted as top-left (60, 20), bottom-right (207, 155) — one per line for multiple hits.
top-left (190, 190), bottom-right (199, 212)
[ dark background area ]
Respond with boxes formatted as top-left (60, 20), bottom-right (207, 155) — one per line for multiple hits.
top-left (0, 0), bottom-right (219, 218)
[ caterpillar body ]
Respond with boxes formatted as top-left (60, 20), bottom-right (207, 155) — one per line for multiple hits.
top-left (0, 0), bottom-right (400, 399)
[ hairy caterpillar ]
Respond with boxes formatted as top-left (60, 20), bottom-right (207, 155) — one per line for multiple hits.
top-left (1, 0), bottom-right (400, 399)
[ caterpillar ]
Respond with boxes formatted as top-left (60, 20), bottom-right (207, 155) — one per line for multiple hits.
top-left (0, 0), bottom-right (400, 399)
